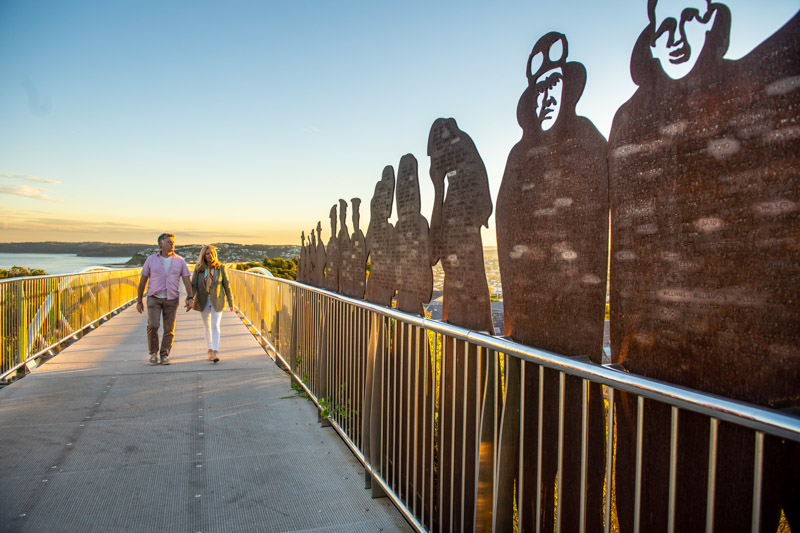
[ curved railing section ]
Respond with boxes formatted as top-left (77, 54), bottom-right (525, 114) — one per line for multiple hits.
top-left (227, 269), bottom-right (800, 533)
top-left (0, 268), bottom-right (140, 382)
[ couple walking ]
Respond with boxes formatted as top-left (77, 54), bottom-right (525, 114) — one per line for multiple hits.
top-left (135, 233), bottom-right (234, 365)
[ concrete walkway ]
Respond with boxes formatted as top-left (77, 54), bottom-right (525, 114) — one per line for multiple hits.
top-left (0, 301), bottom-right (412, 532)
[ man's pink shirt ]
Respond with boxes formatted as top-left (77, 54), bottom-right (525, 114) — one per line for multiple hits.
top-left (141, 253), bottom-right (190, 300)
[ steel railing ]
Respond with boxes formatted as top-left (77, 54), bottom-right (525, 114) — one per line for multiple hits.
top-left (0, 268), bottom-right (141, 381)
top-left (227, 269), bottom-right (800, 533)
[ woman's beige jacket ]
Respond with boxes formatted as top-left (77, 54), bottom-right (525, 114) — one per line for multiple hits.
top-left (191, 265), bottom-right (234, 312)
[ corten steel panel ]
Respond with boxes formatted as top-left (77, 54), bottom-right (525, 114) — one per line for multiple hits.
top-left (428, 117), bottom-right (495, 335)
top-left (395, 154), bottom-right (434, 317)
top-left (336, 198), bottom-right (368, 299)
top-left (365, 166), bottom-right (397, 307)
top-left (310, 223), bottom-right (327, 288)
top-left (495, 32), bottom-right (608, 533)
top-left (496, 31), bottom-right (608, 362)
top-left (337, 199), bottom-right (352, 295)
top-left (298, 230), bottom-right (309, 284)
top-left (324, 203), bottom-right (341, 292)
top-left (608, 5), bottom-right (800, 532)
top-left (349, 198), bottom-right (368, 299)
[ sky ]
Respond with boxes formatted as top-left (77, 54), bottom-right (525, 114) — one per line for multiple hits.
top-left (1, 0), bottom-right (798, 246)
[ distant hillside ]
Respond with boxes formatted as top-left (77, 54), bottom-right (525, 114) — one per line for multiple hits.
top-left (0, 241), bottom-right (149, 257)
top-left (0, 241), bottom-right (300, 266)
top-left (127, 243), bottom-right (300, 266)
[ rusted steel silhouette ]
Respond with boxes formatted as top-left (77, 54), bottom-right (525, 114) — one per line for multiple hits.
top-left (365, 166), bottom-right (397, 306)
top-left (428, 117), bottom-right (495, 532)
top-left (337, 199), bottom-right (351, 295)
top-left (348, 198), bottom-right (367, 299)
top-left (609, 3), bottom-right (800, 531)
top-left (323, 204), bottom-right (340, 292)
top-left (395, 154), bottom-right (433, 316)
top-left (495, 31), bottom-right (608, 532)
top-left (298, 231), bottom-right (308, 283)
top-left (311, 221), bottom-right (326, 288)
top-left (308, 226), bottom-right (323, 288)
top-left (429, 117), bottom-right (494, 333)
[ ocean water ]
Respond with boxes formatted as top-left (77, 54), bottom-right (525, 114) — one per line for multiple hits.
top-left (0, 253), bottom-right (133, 275)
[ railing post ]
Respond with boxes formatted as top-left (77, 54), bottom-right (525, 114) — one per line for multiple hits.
top-left (19, 282), bottom-right (28, 369)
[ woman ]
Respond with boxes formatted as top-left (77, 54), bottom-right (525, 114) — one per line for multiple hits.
top-left (190, 245), bottom-right (234, 363)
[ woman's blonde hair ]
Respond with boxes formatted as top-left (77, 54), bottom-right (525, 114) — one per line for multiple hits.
top-left (197, 245), bottom-right (222, 271)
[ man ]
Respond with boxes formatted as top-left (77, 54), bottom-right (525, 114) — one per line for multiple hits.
top-left (136, 233), bottom-right (193, 365)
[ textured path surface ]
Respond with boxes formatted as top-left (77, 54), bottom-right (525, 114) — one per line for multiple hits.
top-left (0, 301), bottom-right (411, 533)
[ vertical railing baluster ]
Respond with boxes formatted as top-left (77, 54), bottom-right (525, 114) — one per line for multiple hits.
top-left (519, 360), bottom-right (527, 533)
top-left (431, 328), bottom-right (437, 533)
top-left (556, 371), bottom-right (565, 533)
top-left (536, 364), bottom-right (544, 533)
top-left (706, 417), bottom-right (718, 533)
top-left (634, 395), bottom-right (644, 533)
top-left (604, 386), bottom-right (615, 533)
top-left (752, 431), bottom-right (764, 533)
top-left (668, 407), bottom-right (679, 533)
top-left (439, 332), bottom-right (446, 533)
top-left (403, 320), bottom-right (409, 504)
top-left (391, 316), bottom-right (397, 492)
top-left (460, 338), bottom-right (468, 531)
top-left (579, 378), bottom-right (589, 533)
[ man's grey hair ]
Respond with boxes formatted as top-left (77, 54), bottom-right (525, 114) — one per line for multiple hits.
top-left (157, 233), bottom-right (175, 245)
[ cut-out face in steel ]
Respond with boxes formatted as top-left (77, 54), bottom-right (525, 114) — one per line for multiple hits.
top-left (648, 0), bottom-right (717, 79)
top-left (528, 33), bottom-right (567, 131)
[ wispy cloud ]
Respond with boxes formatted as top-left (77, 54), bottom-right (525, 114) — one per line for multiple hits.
top-left (21, 76), bottom-right (52, 117)
top-left (0, 172), bottom-right (62, 202)
top-left (0, 184), bottom-right (62, 203)
top-left (0, 171), bottom-right (61, 185)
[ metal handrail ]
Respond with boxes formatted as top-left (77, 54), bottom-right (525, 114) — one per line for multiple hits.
top-left (0, 268), bottom-right (141, 381)
top-left (236, 274), bottom-right (800, 441)
top-left (227, 269), bottom-right (800, 533)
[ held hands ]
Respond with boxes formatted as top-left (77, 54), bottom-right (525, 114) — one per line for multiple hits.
top-left (185, 297), bottom-right (194, 312)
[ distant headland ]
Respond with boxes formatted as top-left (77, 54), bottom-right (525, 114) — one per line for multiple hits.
top-left (0, 241), bottom-right (149, 257)
top-left (0, 242), bottom-right (300, 266)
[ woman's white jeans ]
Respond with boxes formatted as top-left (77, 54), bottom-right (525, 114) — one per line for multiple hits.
top-left (201, 300), bottom-right (222, 351)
